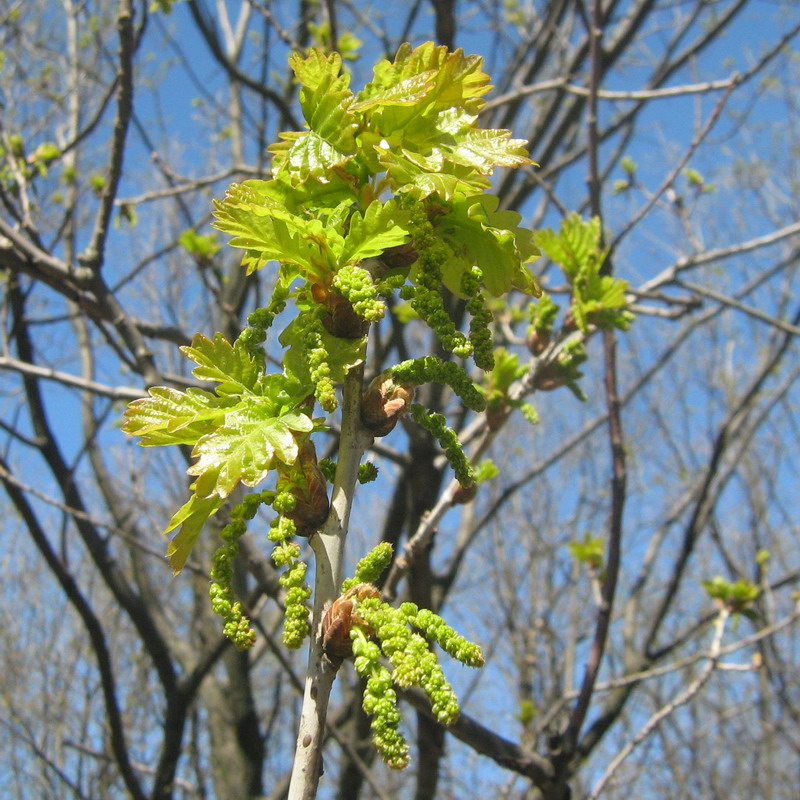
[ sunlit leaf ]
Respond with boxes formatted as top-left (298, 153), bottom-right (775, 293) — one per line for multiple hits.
top-left (181, 332), bottom-right (262, 396)
top-left (164, 493), bottom-right (224, 574)
top-left (433, 194), bottom-right (540, 296)
top-left (535, 214), bottom-right (604, 279)
top-left (188, 401), bottom-right (312, 498)
top-left (339, 199), bottom-right (410, 265)
top-left (213, 183), bottom-right (341, 280)
top-left (122, 386), bottom-right (230, 445)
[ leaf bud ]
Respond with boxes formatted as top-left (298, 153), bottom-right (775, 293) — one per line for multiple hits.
top-left (361, 373), bottom-right (416, 436)
top-left (312, 282), bottom-right (369, 338)
top-left (322, 583), bottom-right (380, 659)
top-left (526, 326), bottom-right (550, 355)
top-left (280, 439), bottom-right (330, 536)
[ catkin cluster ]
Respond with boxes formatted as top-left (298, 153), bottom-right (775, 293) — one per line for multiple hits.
top-left (269, 492), bottom-right (312, 648)
top-left (408, 403), bottom-right (476, 488)
top-left (391, 355), bottom-right (486, 412)
top-left (345, 592), bottom-right (484, 767)
top-left (461, 266), bottom-right (495, 371)
top-left (209, 492), bottom-right (270, 650)
top-left (328, 543), bottom-right (484, 768)
top-left (332, 265), bottom-right (385, 321)
top-left (400, 199), bottom-right (472, 357)
top-left (300, 314), bottom-right (337, 412)
top-left (236, 284), bottom-right (289, 355)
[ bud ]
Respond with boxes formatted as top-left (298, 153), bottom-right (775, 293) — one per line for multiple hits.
top-left (312, 282), bottom-right (369, 338)
top-left (534, 363), bottom-right (565, 392)
top-left (526, 326), bottom-right (550, 355)
top-left (452, 481), bottom-right (477, 504)
top-left (361, 374), bottom-right (416, 436)
top-left (281, 439), bottom-right (330, 536)
top-left (322, 583), bottom-right (380, 659)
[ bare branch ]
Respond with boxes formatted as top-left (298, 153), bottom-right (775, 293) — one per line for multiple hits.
top-left (588, 610), bottom-right (730, 800)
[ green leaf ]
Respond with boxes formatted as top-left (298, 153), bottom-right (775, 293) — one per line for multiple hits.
top-left (534, 213), bottom-right (604, 280)
top-left (213, 183), bottom-right (343, 281)
top-left (357, 42), bottom-right (491, 131)
top-left (179, 229), bottom-right (222, 260)
top-left (434, 110), bottom-right (532, 172)
top-left (236, 176), bottom-right (358, 216)
top-left (534, 214), bottom-right (631, 332)
top-left (569, 534), bottom-right (604, 569)
top-left (486, 348), bottom-right (526, 394)
top-left (163, 493), bottom-right (224, 574)
top-left (702, 576), bottom-right (760, 612)
top-left (351, 71), bottom-right (436, 111)
top-left (289, 48), bottom-right (349, 96)
top-left (181, 332), bottom-right (262, 396)
top-left (122, 386), bottom-right (230, 445)
top-left (30, 141), bottom-right (60, 165)
top-left (189, 401), bottom-right (313, 498)
top-left (280, 131), bottom-right (354, 183)
top-left (433, 194), bottom-right (540, 296)
top-left (339, 199), bottom-right (410, 265)
top-left (281, 312), bottom-right (367, 389)
top-left (276, 50), bottom-right (359, 183)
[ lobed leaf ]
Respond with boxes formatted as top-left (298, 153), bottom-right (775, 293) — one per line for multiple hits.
top-left (213, 183), bottom-right (342, 281)
top-left (433, 194), bottom-right (540, 296)
top-left (181, 332), bottom-right (262, 396)
top-left (339, 199), bottom-right (410, 265)
top-left (122, 386), bottom-right (230, 446)
top-left (189, 401), bottom-right (313, 499)
top-left (535, 214), bottom-right (604, 279)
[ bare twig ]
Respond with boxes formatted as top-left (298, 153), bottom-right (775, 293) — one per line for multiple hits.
top-left (588, 609), bottom-right (729, 799)
top-left (675, 278), bottom-right (800, 337)
top-left (79, 0), bottom-right (137, 270)
top-left (0, 355), bottom-right (144, 400)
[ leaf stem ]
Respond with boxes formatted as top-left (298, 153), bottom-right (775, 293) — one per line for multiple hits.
top-left (288, 362), bottom-right (372, 800)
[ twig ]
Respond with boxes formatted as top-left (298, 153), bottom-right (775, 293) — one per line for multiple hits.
top-left (287, 364), bottom-right (373, 800)
top-left (611, 78), bottom-right (738, 251)
top-left (564, 0), bottom-right (628, 751)
top-left (78, 0), bottom-right (137, 270)
top-left (587, 609), bottom-right (729, 799)
top-left (0, 355), bottom-right (144, 400)
top-left (675, 278), bottom-right (800, 336)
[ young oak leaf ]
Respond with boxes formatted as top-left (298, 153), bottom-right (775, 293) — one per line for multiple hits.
top-left (338, 199), bottom-right (410, 266)
top-left (163, 492), bottom-right (225, 575)
top-left (433, 194), bottom-right (540, 296)
top-left (386, 106), bottom-right (533, 179)
top-left (350, 70), bottom-right (436, 111)
top-left (181, 332), bottom-right (262, 396)
top-left (378, 146), bottom-right (491, 200)
top-left (289, 48), bottom-right (350, 98)
top-left (213, 183), bottom-right (342, 281)
top-left (275, 131), bottom-right (354, 184)
top-left (534, 214), bottom-right (605, 281)
top-left (357, 42), bottom-right (491, 132)
top-left (442, 122), bottom-right (533, 173)
top-left (122, 386), bottom-right (231, 446)
top-left (272, 50), bottom-right (358, 182)
top-left (189, 402), bottom-right (314, 499)
top-left (281, 313), bottom-right (367, 388)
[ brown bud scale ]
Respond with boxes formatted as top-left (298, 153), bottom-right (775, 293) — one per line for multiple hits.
top-left (322, 583), bottom-right (380, 659)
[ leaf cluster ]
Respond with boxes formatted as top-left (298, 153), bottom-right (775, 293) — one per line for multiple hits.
top-left (123, 333), bottom-right (316, 572)
top-left (535, 213), bottom-right (634, 333)
top-left (213, 43), bottom-right (541, 307)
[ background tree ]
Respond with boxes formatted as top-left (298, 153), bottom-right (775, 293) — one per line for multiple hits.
top-left (1, 1), bottom-right (799, 800)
